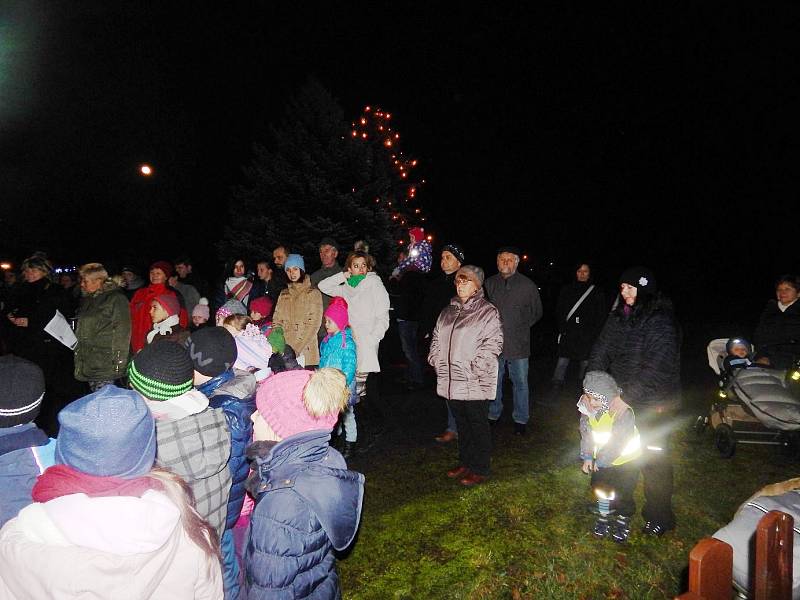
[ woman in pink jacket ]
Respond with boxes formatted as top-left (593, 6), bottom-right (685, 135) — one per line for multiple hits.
top-left (0, 385), bottom-right (223, 599)
top-left (428, 265), bottom-right (503, 487)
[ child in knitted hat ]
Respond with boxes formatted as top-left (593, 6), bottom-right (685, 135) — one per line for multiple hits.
top-left (319, 297), bottom-right (359, 457)
top-left (0, 356), bottom-right (56, 528)
top-left (723, 337), bottom-right (753, 376)
top-left (215, 298), bottom-right (248, 326)
top-left (191, 297), bottom-right (210, 331)
top-left (391, 226), bottom-right (433, 279)
top-left (0, 384), bottom-right (222, 597)
top-left (578, 370), bottom-right (641, 543)
top-left (128, 341), bottom-right (233, 539)
top-left (244, 368), bottom-right (363, 599)
top-left (148, 294), bottom-right (188, 345)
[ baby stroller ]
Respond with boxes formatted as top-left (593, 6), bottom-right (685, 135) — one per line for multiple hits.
top-left (695, 339), bottom-right (800, 458)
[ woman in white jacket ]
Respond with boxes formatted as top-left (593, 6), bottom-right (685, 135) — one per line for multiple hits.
top-left (318, 251), bottom-right (391, 435)
top-left (0, 385), bottom-right (223, 600)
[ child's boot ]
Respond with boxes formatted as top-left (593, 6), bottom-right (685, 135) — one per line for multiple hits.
top-left (611, 515), bottom-right (631, 543)
top-left (592, 514), bottom-right (613, 538)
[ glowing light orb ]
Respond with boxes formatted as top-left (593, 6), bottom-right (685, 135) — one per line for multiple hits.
top-left (139, 164), bottom-right (153, 176)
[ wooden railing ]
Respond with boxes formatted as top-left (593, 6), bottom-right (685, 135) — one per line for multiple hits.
top-left (675, 510), bottom-right (793, 600)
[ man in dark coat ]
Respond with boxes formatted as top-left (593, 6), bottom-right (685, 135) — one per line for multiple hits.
top-left (420, 243), bottom-right (465, 442)
top-left (484, 247), bottom-right (543, 436)
top-left (544, 262), bottom-right (608, 403)
top-left (311, 238), bottom-right (342, 342)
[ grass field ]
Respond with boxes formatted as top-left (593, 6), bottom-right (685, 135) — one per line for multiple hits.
top-left (337, 377), bottom-right (798, 599)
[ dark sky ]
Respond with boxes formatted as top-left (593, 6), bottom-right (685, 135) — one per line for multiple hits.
top-left (0, 2), bottom-right (796, 307)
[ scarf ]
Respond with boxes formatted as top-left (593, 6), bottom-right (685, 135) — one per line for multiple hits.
top-left (146, 314), bottom-right (180, 344)
top-left (347, 274), bottom-right (366, 288)
top-left (32, 464), bottom-right (162, 503)
top-left (778, 299), bottom-right (797, 313)
top-left (226, 276), bottom-right (253, 302)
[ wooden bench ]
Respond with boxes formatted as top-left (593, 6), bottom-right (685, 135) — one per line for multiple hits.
top-left (675, 510), bottom-right (793, 600)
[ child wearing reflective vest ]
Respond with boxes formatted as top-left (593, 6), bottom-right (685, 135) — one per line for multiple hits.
top-left (578, 371), bottom-right (641, 543)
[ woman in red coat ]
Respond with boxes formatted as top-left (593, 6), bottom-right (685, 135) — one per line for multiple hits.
top-left (129, 261), bottom-right (187, 353)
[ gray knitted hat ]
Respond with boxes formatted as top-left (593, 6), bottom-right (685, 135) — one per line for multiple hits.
top-left (582, 371), bottom-right (621, 404)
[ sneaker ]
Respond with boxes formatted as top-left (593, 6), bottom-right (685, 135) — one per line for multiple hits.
top-left (642, 520), bottom-right (673, 536)
top-left (459, 472), bottom-right (487, 486)
top-left (447, 465), bottom-right (470, 479)
top-left (592, 517), bottom-right (612, 538)
top-left (611, 515), bottom-right (631, 543)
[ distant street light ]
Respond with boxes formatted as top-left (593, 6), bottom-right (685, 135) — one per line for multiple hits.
top-left (139, 164), bottom-right (153, 176)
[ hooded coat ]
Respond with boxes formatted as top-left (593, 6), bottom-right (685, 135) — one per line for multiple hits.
top-left (317, 272), bottom-right (390, 373)
top-left (244, 431), bottom-right (364, 600)
top-left (129, 283), bottom-right (187, 353)
top-left (0, 423), bottom-right (55, 528)
top-left (273, 277), bottom-right (323, 366)
top-left (0, 490), bottom-right (223, 599)
top-left (428, 289), bottom-right (504, 401)
top-left (74, 280), bottom-right (131, 382)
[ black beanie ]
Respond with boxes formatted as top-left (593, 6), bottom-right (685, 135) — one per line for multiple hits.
top-left (128, 342), bottom-right (194, 401)
top-left (185, 327), bottom-right (238, 377)
top-left (442, 243), bottom-right (466, 265)
top-left (619, 266), bottom-right (657, 295)
top-left (0, 356), bottom-right (45, 428)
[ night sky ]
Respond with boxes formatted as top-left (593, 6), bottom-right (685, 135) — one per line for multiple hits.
top-left (1, 3), bottom-right (796, 314)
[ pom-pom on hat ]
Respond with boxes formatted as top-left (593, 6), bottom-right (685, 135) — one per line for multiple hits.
top-left (55, 385), bottom-right (156, 479)
top-left (324, 297), bottom-right (349, 332)
top-left (284, 254), bottom-right (305, 272)
top-left (185, 326), bottom-right (237, 377)
top-left (128, 342), bottom-right (194, 401)
top-left (619, 266), bottom-right (657, 295)
top-left (255, 369), bottom-right (341, 439)
top-left (154, 294), bottom-right (180, 318)
top-left (149, 261), bottom-right (173, 279)
top-left (0, 356), bottom-right (45, 428)
top-left (442, 243), bottom-right (466, 265)
top-left (192, 297), bottom-right (210, 319)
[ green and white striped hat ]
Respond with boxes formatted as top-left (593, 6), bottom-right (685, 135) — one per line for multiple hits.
top-left (128, 342), bottom-right (194, 401)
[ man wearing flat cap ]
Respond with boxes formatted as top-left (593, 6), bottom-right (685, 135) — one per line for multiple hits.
top-left (485, 246), bottom-right (543, 435)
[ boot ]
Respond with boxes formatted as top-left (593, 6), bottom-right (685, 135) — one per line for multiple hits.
top-left (592, 514), bottom-right (613, 538)
top-left (611, 515), bottom-right (631, 543)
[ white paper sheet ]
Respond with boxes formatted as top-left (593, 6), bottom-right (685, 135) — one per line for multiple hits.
top-left (44, 310), bottom-right (78, 350)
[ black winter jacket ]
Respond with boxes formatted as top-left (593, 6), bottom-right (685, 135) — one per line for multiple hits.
top-left (420, 271), bottom-right (457, 338)
top-left (588, 294), bottom-right (681, 411)
top-left (555, 282), bottom-right (608, 361)
top-left (753, 300), bottom-right (800, 369)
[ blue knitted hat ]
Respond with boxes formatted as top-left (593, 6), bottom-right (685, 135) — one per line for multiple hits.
top-left (55, 385), bottom-right (156, 479)
top-left (284, 254), bottom-right (305, 272)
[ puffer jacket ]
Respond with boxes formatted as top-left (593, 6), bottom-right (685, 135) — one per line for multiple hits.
top-left (319, 328), bottom-right (357, 386)
top-left (74, 280), bottom-right (131, 381)
top-left (317, 272), bottom-right (390, 373)
top-left (244, 431), bottom-right (364, 600)
top-left (273, 277), bottom-right (323, 366)
top-left (588, 294), bottom-right (681, 411)
top-left (0, 424), bottom-right (56, 528)
top-left (428, 289), bottom-right (504, 401)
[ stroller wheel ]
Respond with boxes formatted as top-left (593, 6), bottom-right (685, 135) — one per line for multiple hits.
top-left (715, 424), bottom-right (736, 458)
top-left (692, 415), bottom-right (708, 437)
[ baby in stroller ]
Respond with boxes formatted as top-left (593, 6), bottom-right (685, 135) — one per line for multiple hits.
top-left (722, 337), bottom-right (753, 376)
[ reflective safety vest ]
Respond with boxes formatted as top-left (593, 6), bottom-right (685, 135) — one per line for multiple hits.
top-left (589, 411), bottom-right (642, 466)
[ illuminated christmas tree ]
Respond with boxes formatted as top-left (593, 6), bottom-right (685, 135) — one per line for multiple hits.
top-left (349, 105), bottom-right (431, 252)
top-left (219, 79), bottom-right (431, 273)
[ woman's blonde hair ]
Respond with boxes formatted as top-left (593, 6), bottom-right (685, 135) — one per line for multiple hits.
top-left (146, 468), bottom-right (220, 575)
top-left (303, 368), bottom-right (349, 418)
top-left (79, 262), bottom-right (108, 281)
top-left (223, 314), bottom-right (251, 332)
top-left (344, 251), bottom-right (375, 272)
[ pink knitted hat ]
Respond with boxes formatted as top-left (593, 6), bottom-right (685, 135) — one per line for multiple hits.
top-left (324, 297), bottom-right (349, 332)
top-left (256, 370), bottom-right (338, 439)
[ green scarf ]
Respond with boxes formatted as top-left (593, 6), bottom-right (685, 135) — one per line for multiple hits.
top-left (347, 274), bottom-right (366, 288)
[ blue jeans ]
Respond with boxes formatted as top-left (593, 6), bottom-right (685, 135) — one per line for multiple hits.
top-left (445, 403), bottom-right (457, 433)
top-left (489, 356), bottom-right (530, 424)
top-left (397, 320), bottom-right (425, 385)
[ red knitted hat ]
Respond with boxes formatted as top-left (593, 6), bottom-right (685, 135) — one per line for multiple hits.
top-left (250, 296), bottom-right (273, 318)
top-left (409, 227), bottom-right (424, 243)
top-left (149, 261), bottom-right (173, 279)
top-left (154, 293), bottom-right (180, 317)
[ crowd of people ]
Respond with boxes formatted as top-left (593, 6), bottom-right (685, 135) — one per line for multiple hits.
top-left (1, 226), bottom-right (799, 597)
